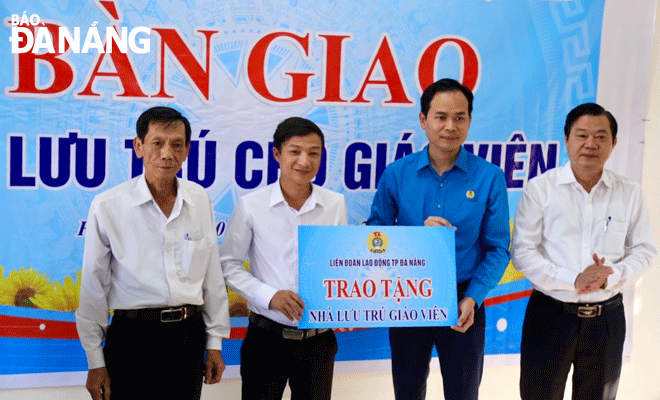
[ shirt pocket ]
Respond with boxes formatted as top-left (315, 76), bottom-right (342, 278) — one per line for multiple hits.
top-left (181, 237), bottom-right (211, 281)
top-left (602, 219), bottom-right (627, 259)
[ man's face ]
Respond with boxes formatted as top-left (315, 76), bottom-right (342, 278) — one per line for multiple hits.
top-left (419, 90), bottom-right (472, 156)
top-left (273, 133), bottom-right (323, 188)
top-left (133, 121), bottom-right (190, 184)
top-left (565, 114), bottom-right (616, 174)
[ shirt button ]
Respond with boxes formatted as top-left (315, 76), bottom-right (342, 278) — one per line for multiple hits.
top-left (437, 205), bottom-right (441, 208)
top-left (440, 183), bottom-right (444, 187)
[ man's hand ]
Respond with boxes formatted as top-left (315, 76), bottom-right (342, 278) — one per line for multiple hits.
top-left (204, 349), bottom-right (225, 384)
top-left (269, 290), bottom-right (305, 321)
top-left (575, 253), bottom-right (613, 295)
top-left (451, 297), bottom-right (477, 333)
top-left (86, 367), bottom-right (111, 400)
top-left (424, 216), bottom-right (454, 228)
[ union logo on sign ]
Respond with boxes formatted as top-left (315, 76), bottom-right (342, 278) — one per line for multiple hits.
top-left (367, 231), bottom-right (389, 254)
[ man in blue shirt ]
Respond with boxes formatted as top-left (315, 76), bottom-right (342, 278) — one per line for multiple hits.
top-left (367, 78), bottom-right (510, 400)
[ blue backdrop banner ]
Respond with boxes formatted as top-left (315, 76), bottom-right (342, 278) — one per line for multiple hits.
top-left (1, 0), bottom-right (652, 389)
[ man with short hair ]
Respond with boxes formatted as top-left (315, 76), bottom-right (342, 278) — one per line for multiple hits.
top-left (513, 103), bottom-right (656, 400)
top-left (220, 117), bottom-right (348, 400)
top-left (367, 78), bottom-right (510, 400)
top-left (76, 106), bottom-right (230, 400)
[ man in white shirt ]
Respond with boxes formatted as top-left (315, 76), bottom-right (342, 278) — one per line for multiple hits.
top-left (513, 103), bottom-right (656, 400)
top-left (75, 107), bottom-right (230, 400)
top-left (220, 117), bottom-right (348, 400)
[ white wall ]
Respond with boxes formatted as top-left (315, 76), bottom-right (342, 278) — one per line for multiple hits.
top-left (2, 5), bottom-right (660, 400)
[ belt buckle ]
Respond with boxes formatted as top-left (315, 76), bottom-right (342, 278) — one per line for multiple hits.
top-left (161, 307), bottom-right (186, 322)
top-left (577, 305), bottom-right (602, 318)
top-left (282, 328), bottom-right (305, 340)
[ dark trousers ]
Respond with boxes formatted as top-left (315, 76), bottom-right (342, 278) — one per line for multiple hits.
top-left (240, 319), bottom-right (337, 400)
top-left (520, 290), bottom-right (626, 400)
top-left (389, 299), bottom-right (486, 400)
top-left (103, 312), bottom-right (206, 400)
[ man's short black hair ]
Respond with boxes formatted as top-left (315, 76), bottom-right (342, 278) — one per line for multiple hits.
top-left (564, 103), bottom-right (617, 143)
top-left (273, 117), bottom-right (324, 151)
top-left (136, 106), bottom-right (192, 144)
top-left (420, 78), bottom-right (474, 117)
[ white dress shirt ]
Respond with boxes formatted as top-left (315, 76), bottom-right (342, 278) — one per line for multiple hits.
top-left (512, 163), bottom-right (656, 303)
top-left (75, 175), bottom-right (230, 369)
top-left (220, 182), bottom-right (348, 327)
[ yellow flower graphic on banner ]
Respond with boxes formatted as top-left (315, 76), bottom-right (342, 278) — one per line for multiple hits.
top-left (31, 270), bottom-right (82, 312)
top-left (498, 218), bottom-right (525, 284)
top-left (227, 260), bottom-right (249, 317)
top-left (0, 266), bottom-right (53, 308)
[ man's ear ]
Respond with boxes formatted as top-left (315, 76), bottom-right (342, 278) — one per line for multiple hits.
top-left (272, 146), bottom-right (281, 164)
top-left (133, 137), bottom-right (144, 158)
top-left (419, 112), bottom-right (427, 130)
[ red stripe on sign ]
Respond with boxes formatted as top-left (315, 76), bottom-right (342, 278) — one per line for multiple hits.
top-left (0, 314), bottom-right (79, 339)
top-left (484, 289), bottom-right (533, 307)
top-left (229, 327), bottom-right (246, 340)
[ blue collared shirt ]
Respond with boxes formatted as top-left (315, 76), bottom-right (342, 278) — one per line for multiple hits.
top-left (367, 147), bottom-right (510, 306)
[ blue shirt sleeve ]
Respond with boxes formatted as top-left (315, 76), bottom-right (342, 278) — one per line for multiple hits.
top-left (464, 169), bottom-right (511, 306)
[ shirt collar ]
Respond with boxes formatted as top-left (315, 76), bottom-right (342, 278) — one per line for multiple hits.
top-left (270, 180), bottom-right (321, 213)
top-left (599, 169), bottom-right (613, 188)
top-left (559, 162), bottom-right (612, 188)
top-left (132, 174), bottom-right (153, 206)
top-left (131, 174), bottom-right (193, 207)
top-left (454, 147), bottom-right (469, 173)
top-left (417, 147), bottom-right (469, 173)
top-left (177, 180), bottom-right (194, 206)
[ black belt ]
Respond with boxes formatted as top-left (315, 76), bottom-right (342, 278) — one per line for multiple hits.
top-left (534, 290), bottom-right (622, 318)
top-left (114, 305), bottom-right (200, 323)
top-left (249, 313), bottom-right (330, 340)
